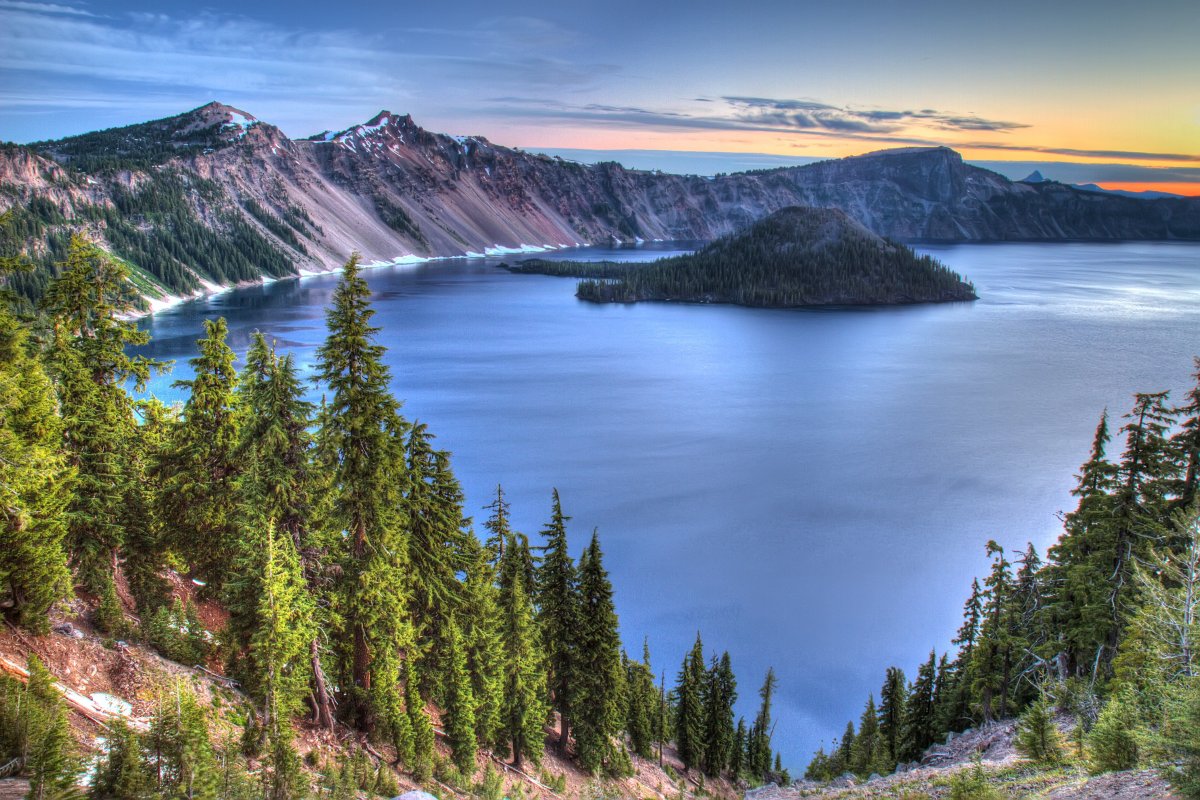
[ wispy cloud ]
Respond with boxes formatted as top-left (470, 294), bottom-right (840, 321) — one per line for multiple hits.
top-left (0, 4), bottom-right (616, 137)
top-left (721, 96), bottom-right (1029, 134)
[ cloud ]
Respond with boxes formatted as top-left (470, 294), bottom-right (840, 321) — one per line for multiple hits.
top-left (0, 4), bottom-right (616, 138)
top-left (721, 96), bottom-right (1029, 134)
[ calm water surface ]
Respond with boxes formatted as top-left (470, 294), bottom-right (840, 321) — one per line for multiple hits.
top-left (137, 241), bottom-right (1200, 765)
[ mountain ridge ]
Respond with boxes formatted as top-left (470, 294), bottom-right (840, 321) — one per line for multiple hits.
top-left (2, 102), bottom-right (1198, 306)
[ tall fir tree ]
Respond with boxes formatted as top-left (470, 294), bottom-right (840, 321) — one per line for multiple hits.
top-left (460, 533), bottom-right (505, 750)
top-left (701, 652), bottom-right (737, 777)
top-left (1173, 358), bottom-right (1200, 510)
top-left (444, 615), bottom-right (478, 776)
top-left (43, 235), bottom-right (160, 591)
top-left (850, 695), bottom-right (882, 777)
top-left (0, 302), bottom-right (71, 632)
top-left (497, 531), bottom-right (546, 769)
top-left (146, 683), bottom-right (219, 800)
top-left (902, 651), bottom-right (938, 762)
top-left (572, 531), bottom-right (626, 774)
top-left (157, 316), bottom-right (240, 590)
top-left (972, 541), bottom-right (1018, 722)
top-left (312, 254), bottom-right (413, 733)
top-left (535, 489), bottom-right (580, 754)
top-left (674, 633), bottom-right (706, 772)
top-left (748, 667), bottom-right (778, 779)
top-left (877, 666), bottom-right (907, 768)
top-left (625, 641), bottom-right (658, 760)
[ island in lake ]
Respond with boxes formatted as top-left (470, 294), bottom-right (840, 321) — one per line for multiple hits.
top-left (504, 206), bottom-right (978, 307)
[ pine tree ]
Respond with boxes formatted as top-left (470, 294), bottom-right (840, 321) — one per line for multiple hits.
top-left (461, 533), bottom-right (504, 749)
top-left (674, 633), bottom-right (706, 771)
top-left (701, 652), bottom-right (737, 777)
top-left (902, 651), bottom-right (937, 762)
top-left (573, 531), bottom-right (625, 774)
top-left (625, 641), bottom-right (657, 759)
top-left (313, 254), bottom-right (412, 733)
top-left (535, 489), bottom-right (580, 755)
top-left (147, 683), bottom-right (218, 800)
top-left (972, 541), bottom-right (1017, 722)
top-left (850, 695), bottom-right (881, 777)
top-left (1086, 689), bottom-right (1139, 774)
top-left (1161, 679), bottom-right (1200, 798)
top-left (748, 667), bottom-right (778, 779)
top-left (20, 655), bottom-right (79, 800)
top-left (405, 423), bottom-right (473, 696)
top-left (251, 523), bottom-right (313, 800)
top-left (877, 666), bottom-right (907, 769)
top-left (1174, 358), bottom-right (1200, 510)
top-left (1013, 543), bottom-right (1050, 708)
top-left (729, 717), bottom-right (747, 778)
top-left (90, 719), bottom-right (151, 799)
top-left (157, 316), bottom-right (240, 590)
top-left (0, 303), bottom-right (71, 632)
top-left (444, 615), bottom-right (478, 776)
top-left (497, 531), bottom-right (546, 769)
top-left (834, 720), bottom-right (855, 776)
top-left (1014, 691), bottom-right (1064, 765)
top-left (43, 235), bottom-right (160, 591)
top-left (1046, 410), bottom-right (1119, 678)
top-left (944, 577), bottom-right (983, 731)
top-left (406, 657), bottom-right (435, 782)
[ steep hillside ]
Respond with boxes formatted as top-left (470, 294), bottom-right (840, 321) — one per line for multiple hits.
top-left (1, 103), bottom-right (1198, 306)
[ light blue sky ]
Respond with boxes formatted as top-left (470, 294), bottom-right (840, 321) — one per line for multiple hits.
top-left (1, 0), bottom-right (1197, 190)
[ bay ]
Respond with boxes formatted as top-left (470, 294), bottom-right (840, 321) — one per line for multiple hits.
top-left (136, 241), bottom-right (1200, 766)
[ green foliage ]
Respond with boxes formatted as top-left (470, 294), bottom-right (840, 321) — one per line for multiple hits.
top-left (1086, 689), bottom-right (1141, 774)
top-left (946, 758), bottom-right (1002, 800)
top-left (0, 301), bottom-right (72, 632)
top-left (147, 598), bottom-right (211, 666)
top-left (700, 652), bottom-right (737, 777)
top-left (748, 667), bottom-right (778, 779)
top-left (90, 720), bottom-right (152, 799)
top-left (673, 634), bottom-right (706, 771)
top-left (535, 489), bottom-right (580, 754)
top-left (496, 531), bottom-right (546, 769)
top-left (1014, 692), bottom-right (1064, 766)
top-left (878, 666), bottom-right (907, 768)
top-left (1160, 679), bottom-right (1200, 798)
top-left (573, 532), bottom-right (627, 775)
top-left (444, 616), bottom-right (478, 776)
top-left (145, 683), bottom-right (218, 799)
top-left (0, 656), bottom-right (79, 798)
top-left (461, 534), bottom-right (504, 749)
top-left (406, 658), bottom-right (435, 782)
top-left (476, 761), bottom-right (504, 800)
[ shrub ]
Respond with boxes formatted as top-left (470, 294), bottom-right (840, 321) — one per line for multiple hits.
top-left (1015, 693), bottom-right (1065, 765)
top-left (1087, 690), bottom-right (1141, 774)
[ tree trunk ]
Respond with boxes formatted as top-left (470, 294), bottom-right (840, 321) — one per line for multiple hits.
top-left (559, 712), bottom-right (570, 754)
top-left (310, 637), bottom-right (336, 731)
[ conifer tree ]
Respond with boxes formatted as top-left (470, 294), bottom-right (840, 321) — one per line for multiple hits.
top-left (147, 683), bottom-right (218, 800)
top-left (674, 634), bottom-right (706, 771)
top-left (1174, 358), bottom-right (1200, 510)
top-left (1161, 679), bottom-right (1200, 798)
top-left (43, 235), bottom-right (160, 591)
top-left (497, 532), bottom-right (546, 769)
top-left (406, 657), bottom-right (436, 782)
top-left (972, 541), bottom-right (1017, 722)
top-left (877, 666), bottom-right (907, 769)
top-left (730, 717), bottom-right (747, 778)
top-left (749, 667), bottom-right (778, 779)
top-left (1013, 543), bottom-right (1049, 707)
top-left (0, 303), bottom-right (71, 632)
top-left (444, 615), bottom-right (478, 776)
top-left (1086, 689), bottom-right (1140, 774)
top-left (20, 655), bottom-right (79, 800)
top-left (836, 720), bottom-right (855, 775)
top-left (850, 695), bottom-right (881, 777)
top-left (157, 316), bottom-right (240, 590)
top-left (1014, 691), bottom-right (1064, 765)
top-left (313, 254), bottom-right (412, 733)
top-left (461, 533), bottom-right (504, 749)
top-left (535, 489), bottom-right (580, 754)
top-left (625, 641), bottom-right (657, 759)
top-left (944, 578), bottom-right (983, 730)
top-left (902, 651), bottom-right (938, 762)
top-left (90, 719), bottom-right (151, 799)
top-left (1046, 410), bottom-right (1119, 677)
top-left (701, 652), bottom-right (737, 777)
top-left (573, 531), bottom-right (625, 774)
top-left (124, 397), bottom-right (172, 612)
top-left (251, 523), bottom-right (313, 800)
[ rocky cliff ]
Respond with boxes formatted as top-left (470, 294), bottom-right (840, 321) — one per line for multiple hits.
top-left (1, 103), bottom-right (1197, 302)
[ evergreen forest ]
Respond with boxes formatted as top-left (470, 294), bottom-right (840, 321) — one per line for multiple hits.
top-left (0, 235), bottom-right (790, 798)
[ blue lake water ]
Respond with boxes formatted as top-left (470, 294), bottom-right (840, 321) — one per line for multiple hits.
top-left (136, 241), bottom-right (1200, 767)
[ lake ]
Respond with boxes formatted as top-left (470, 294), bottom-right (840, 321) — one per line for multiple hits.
top-left (136, 241), bottom-right (1200, 767)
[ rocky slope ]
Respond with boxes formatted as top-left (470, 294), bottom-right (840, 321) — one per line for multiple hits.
top-left (1, 103), bottom-right (1198, 304)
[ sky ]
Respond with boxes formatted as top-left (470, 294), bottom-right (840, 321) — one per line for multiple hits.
top-left (1, 0), bottom-right (1197, 192)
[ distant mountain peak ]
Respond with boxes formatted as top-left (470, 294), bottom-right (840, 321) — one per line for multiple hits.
top-left (1022, 169), bottom-right (1047, 183)
top-left (854, 145), bottom-right (962, 161)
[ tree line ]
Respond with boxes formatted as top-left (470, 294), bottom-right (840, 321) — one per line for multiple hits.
top-left (0, 236), bottom-right (787, 797)
top-left (806, 369), bottom-right (1200, 797)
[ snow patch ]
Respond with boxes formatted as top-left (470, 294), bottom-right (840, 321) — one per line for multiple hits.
top-left (483, 243), bottom-right (554, 256)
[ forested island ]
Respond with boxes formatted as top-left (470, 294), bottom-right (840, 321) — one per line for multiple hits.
top-left (503, 207), bottom-right (977, 308)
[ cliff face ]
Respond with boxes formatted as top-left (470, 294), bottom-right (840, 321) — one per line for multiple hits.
top-left (1, 103), bottom-right (1197, 298)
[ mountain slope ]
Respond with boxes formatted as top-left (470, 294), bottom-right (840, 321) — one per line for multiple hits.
top-left (1, 103), bottom-right (1198, 305)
